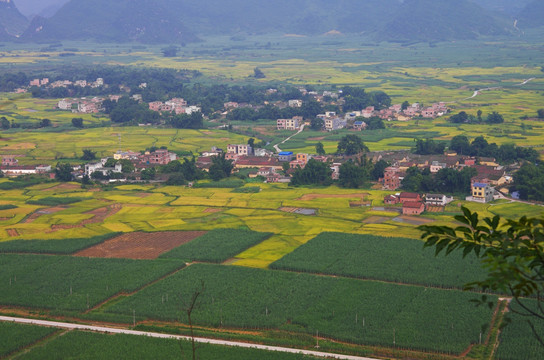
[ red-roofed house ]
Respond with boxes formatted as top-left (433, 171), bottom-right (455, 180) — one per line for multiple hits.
top-left (402, 201), bottom-right (425, 215)
top-left (399, 192), bottom-right (422, 204)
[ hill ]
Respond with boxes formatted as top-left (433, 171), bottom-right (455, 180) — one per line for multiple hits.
top-left (0, 0), bottom-right (28, 37)
top-left (18, 0), bottom-right (516, 44)
top-left (377, 0), bottom-right (510, 43)
top-left (518, 0), bottom-right (544, 28)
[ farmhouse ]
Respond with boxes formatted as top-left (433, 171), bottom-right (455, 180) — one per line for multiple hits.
top-left (402, 201), bottom-right (425, 215)
top-left (425, 194), bottom-right (452, 206)
top-left (468, 182), bottom-right (495, 203)
top-left (278, 151), bottom-right (294, 162)
top-left (381, 166), bottom-right (402, 190)
top-left (277, 117), bottom-right (301, 130)
top-left (384, 194), bottom-right (400, 205)
top-left (399, 192), bottom-right (422, 204)
top-left (324, 117), bottom-right (346, 131)
top-left (140, 149), bottom-right (178, 165)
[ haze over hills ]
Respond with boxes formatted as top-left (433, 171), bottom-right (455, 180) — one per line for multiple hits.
top-left (378, 0), bottom-right (511, 43)
top-left (0, 0), bottom-right (28, 36)
top-left (13, 0), bottom-right (69, 18)
top-left (0, 0), bottom-right (542, 44)
top-left (517, 0), bottom-right (544, 28)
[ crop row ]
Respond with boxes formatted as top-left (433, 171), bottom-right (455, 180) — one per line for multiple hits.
top-left (270, 232), bottom-right (487, 289)
top-left (15, 329), bottom-right (320, 360)
top-left (103, 263), bottom-right (495, 354)
top-left (160, 228), bottom-right (271, 263)
top-left (0, 322), bottom-right (58, 358)
top-left (495, 299), bottom-right (544, 360)
top-left (0, 254), bottom-right (183, 311)
top-left (0, 233), bottom-right (120, 254)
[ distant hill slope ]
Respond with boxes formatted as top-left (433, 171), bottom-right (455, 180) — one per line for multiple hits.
top-left (22, 0), bottom-right (198, 43)
top-left (18, 0), bottom-right (516, 44)
top-left (0, 0), bottom-right (29, 36)
top-left (21, 0), bottom-right (401, 43)
top-left (518, 0), bottom-right (544, 28)
top-left (377, 0), bottom-right (510, 43)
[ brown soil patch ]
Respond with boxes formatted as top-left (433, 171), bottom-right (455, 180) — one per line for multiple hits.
top-left (0, 217), bottom-right (11, 221)
top-left (279, 207), bottom-right (299, 213)
top-left (47, 204), bottom-right (122, 232)
top-left (298, 193), bottom-right (369, 201)
top-left (203, 208), bottom-right (222, 213)
top-left (6, 229), bottom-right (19, 237)
top-left (132, 192), bottom-right (152, 198)
top-left (24, 206), bottom-right (67, 223)
top-left (74, 231), bottom-right (207, 259)
top-left (307, 136), bottom-right (326, 141)
top-left (47, 183), bottom-right (81, 191)
top-left (349, 201), bottom-right (372, 207)
top-left (363, 216), bottom-right (389, 224)
top-left (425, 205), bottom-right (445, 213)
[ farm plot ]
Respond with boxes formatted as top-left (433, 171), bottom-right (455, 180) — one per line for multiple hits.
top-left (0, 322), bottom-right (58, 358)
top-left (104, 263), bottom-right (495, 354)
top-left (270, 233), bottom-right (487, 289)
top-left (16, 329), bottom-right (320, 360)
top-left (159, 229), bottom-right (271, 263)
top-left (0, 233), bottom-right (119, 254)
top-left (74, 231), bottom-right (207, 260)
top-left (495, 300), bottom-right (544, 360)
top-left (0, 254), bottom-right (183, 311)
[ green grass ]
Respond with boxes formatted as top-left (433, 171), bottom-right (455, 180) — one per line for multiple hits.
top-left (103, 263), bottom-right (495, 354)
top-left (17, 330), bottom-right (321, 360)
top-left (0, 204), bottom-right (17, 210)
top-left (0, 233), bottom-right (120, 254)
top-left (270, 233), bottom-right (487, 289)
top-left (26, 197), bottom-right (85, 206)
top-left (0, 322), bottom-right (58, 358)
top-left (160, 229), bottom-right (271, 263)
top-left (0, 254), bottom-right (184, 311)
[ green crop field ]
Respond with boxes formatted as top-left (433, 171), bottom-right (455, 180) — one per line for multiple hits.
top-left (0, 254), bottom-right (183, 311)
top-left (270, 233), bottom-right (487, 289)
top-left (0, 233), bottom-right (119, 254)
top-left (495, 300), bottom-right (544, 360)
top-left (160, 228), bottom-right (271, 263)
top-left (16, 330), bottom-right (321, 360)
top-left (103, 263), bottom-right (495, 354)
top-left (0, 322), bottom-right (58, 358)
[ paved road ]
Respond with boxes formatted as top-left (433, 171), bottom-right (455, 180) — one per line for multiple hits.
top-left (0, 316), bottom-right (378, 360)
top-left (274, 124), bottom-right (305, 153)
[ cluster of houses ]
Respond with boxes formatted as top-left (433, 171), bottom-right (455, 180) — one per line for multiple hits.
top-left (17, 78), bottom-right (106, 93)
top-left (0, 156), bottom-right (51, 177)
top-left (375, 152), bottom-right (508, 204)
top-left (84, 149), bottom-right (178, 177)
top-left (274, 103), bottom-right (449, 133)
top-left (384, 192), bottom-right (454, 215)
top-left (148, 98), bottom-right (201, 115)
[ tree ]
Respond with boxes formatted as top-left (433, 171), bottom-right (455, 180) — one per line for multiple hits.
top-left (39, 118), bottom-right (51, 127)
top-left (291, 159), bottom-right (332, 186)
top-left (55, 162), bottom-right (73, 182)
top-left (338, 160), bottom-right (366, 188)
top-left (371, 159), bottom-right (389, 181)
top-left (450, 135), bottom-right (471, 155)
top-left (253, 67), bottom-right (266, 79)
top-left (71, 118), bottom-right (84, 128)
top-left (315, 142), bottom-right (326, 155)
top-left (337, 135), bottom-right (369, 156)
top-left (81, 149), bottom-right (97, 161)
top-left (161, 46), bottom-right (178, 57)
top-left (310, 117), bottom-right (324, 131)
top-left (419, 208), bottom-right (544, 345)
top-left (413, 138), bottom-right (445, 155)
top-left (141, 167), bottom-right (156, 180)
top-left (477, 109), bottom-right (483, 123)
top-left (486, 111), bottom-right (504, 124)
top-left (538, 109), bottom-right (544, 119)
top-left (180, 281), bottom-right (205, 360)
top-left (0, 116), bottom-right (9, 130)
top-left (448, 111), bottom-right (469, 124)
top-left (247, 138), bottom-right (255, 148)
top-left (209, 153), bottom-right (234, 181)
top-left (401, 101), bottom-right (410, 110)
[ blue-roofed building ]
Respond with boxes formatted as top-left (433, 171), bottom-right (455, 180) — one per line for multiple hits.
top-left (353, 120), bottom-right (367, 131)
top-left (278, 151), bottom-right (294, 162)
top-left (470, 182), bottom-right (495, 203)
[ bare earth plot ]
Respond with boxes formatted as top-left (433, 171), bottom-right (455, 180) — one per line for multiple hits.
top-left (74, 231), bottom-right (207, 259)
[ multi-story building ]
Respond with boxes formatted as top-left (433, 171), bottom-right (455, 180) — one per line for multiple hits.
top-left (470, 183), bottom-right (495, 203)
top-left (227, 144), bottom-right (253, 156)
top-left (324, 117), bottom-right (346, 131)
